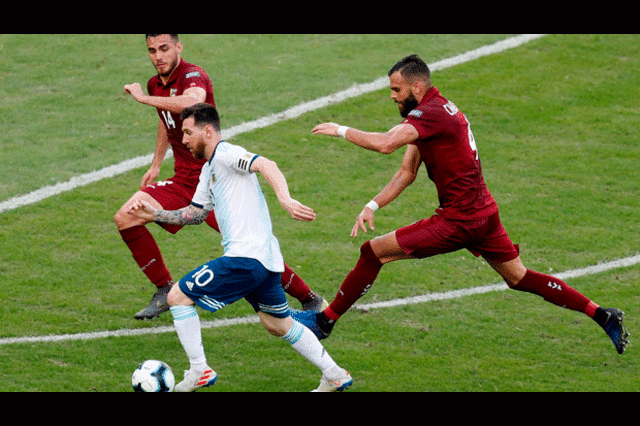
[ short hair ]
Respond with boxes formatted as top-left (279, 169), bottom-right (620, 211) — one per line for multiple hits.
top-left (180, 103), bottom-right (221, 132)
top-left (388, 54), bottom-right (430, 83)
top-left (145, 34), bottom-right (179, 43)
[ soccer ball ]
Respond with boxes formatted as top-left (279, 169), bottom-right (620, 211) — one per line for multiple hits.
top-left (132, 360), bottom-right (175, 392)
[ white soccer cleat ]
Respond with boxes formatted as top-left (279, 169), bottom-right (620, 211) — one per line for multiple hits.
top-left (174, 367), bottom-right (218, 392)
top-left (312, 369), bottom-right (353, 392)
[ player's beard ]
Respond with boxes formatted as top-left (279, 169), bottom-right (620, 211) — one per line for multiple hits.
top-left (399, 92), bottom-right (419, 118)
top-left (157, 56), bottom-right (179, 78)
top-left (192, 140), bottom-right (206, 160)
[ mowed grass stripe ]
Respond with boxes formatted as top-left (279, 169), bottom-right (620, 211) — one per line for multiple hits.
top-left (1, 252), bottom-right (635, 346)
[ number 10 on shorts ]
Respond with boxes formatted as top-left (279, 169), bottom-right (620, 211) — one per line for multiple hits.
top-left (185, 264), bottom-right (215, 291)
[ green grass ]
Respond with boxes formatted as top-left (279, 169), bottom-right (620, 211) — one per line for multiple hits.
top-left (1, 34), bottom-right (639, 392)
top-left (0, 34), bottom-right (510, 201)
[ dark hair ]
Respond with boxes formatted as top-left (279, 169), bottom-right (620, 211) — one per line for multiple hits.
top-left (388, 54), bottom-right (430, 82)
top-left (180, 103), bottom-right (221, 132)
top-left (145, 34), bottom-right (180, 43)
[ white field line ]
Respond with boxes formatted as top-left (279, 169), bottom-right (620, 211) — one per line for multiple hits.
top-left (0, 34), bottom-right (547, 214)
top-left (1, 253), bottom-right (637, 346)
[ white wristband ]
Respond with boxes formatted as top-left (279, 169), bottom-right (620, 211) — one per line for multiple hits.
top-left (365, 200), bottom-right (379, 212)
top-left (337, 126), bottom-right (350, 138)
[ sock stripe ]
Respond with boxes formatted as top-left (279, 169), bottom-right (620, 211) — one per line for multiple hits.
top-left (282, 320), bottom-right (305, 345)
top-left (170, 305), bottom-right (198, 321)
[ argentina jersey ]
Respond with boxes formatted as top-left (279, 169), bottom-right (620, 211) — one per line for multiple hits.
top-left (191, 141), bottom-right (285, 273)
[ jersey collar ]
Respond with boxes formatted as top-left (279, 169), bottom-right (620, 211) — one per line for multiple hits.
top-left (209, 140), bottom-right (227, 164)
top-left (420, 86), bottom-right (440, 105)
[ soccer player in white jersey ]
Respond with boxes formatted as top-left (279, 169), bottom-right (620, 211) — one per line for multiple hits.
top-left (128, 103), bottom-right (352, 392)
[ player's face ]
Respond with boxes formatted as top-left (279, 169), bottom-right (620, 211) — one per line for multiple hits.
top-left (389, 71), bottom-right (419, 118)
top-left (147, 35), bottom-right (183, 78)
top-left (182, 117), bottom-right (207, 159)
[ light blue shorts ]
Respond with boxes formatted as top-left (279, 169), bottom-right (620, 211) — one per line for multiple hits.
top-left (178, 256), bottom-right (289, 318)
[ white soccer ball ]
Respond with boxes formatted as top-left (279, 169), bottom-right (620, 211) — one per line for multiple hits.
top-left (132, 360), bottom-right (175, 392)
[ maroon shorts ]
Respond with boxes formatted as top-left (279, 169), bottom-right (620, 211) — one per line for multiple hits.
top-left (395, 212), bottom-right (519, 264)
top-left (141, 178), bottom-right (200, 234)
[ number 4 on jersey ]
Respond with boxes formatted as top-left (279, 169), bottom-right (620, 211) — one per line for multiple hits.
top-left (161, 110), bottom-right (177, 129)
top-left (464, 114), bottom-right (479, 160)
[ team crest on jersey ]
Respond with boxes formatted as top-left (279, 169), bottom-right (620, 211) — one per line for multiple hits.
top-left (170, 88), bottom-right (177, 97)
top-left (207, 175), bottom-right (216, 204)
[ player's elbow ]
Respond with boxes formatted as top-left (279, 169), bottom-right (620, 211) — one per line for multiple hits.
top-left (377, 134), bottom-right (405, 154)
top-left (398, 167), bottom-right (418, 186)
top-left (378, 141), bottom-right (398, 155)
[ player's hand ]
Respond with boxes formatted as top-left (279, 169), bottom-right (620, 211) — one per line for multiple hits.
top-left (124, 83), bottom-right (147, 103)
top-left (282, 198), bottom-right (316, 222)
top-left (351, 206), bottom-right (375, 237)
top-left (140, 167), bottom-right (160, 189)
top-left (311, 122), bottom-right (341, 137)
top-left (127, 199), bottom-right (157, 221)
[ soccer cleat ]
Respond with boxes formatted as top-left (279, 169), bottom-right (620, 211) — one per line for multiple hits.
top-left (312, 369), bottom-right (353, 392)
top-left (174, 368), bottom-right (218, 392)
top-left (290, 308), bottom-right (334, 340)
top-left (301, 292), bottom-right (329, 312)
top-left (601, 307), bottom-right (630, 354)
top-left (134, 282), bottom-right (173, 320)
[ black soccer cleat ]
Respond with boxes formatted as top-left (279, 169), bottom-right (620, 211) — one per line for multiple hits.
top-left (601, 307), bottom-right (630, 354)
top-left (134, 283), bottom-right (173, 320)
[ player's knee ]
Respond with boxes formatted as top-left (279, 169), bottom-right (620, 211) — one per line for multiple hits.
top-left (113, 208), bottom-right (127, 228)
top-left (360, 240), bottom-right (374, 256)
top-left (114, 204), bottom-right (146, 229)
top-left (360, 240), bottom-right (383, 265)
top-left (167, 285), bottom-right (186, 306)
top-left (263, 320), bottom-right (288, 337)
top-left (264, 325), bottom-right (283, 337)
top-left (259, 312), bottom-right (290, 337)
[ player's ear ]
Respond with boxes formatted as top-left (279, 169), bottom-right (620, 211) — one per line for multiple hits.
top-left (411, 79), bottom-right (425, 97)
top-left (412, 78), bottom-right (430, 101)
top-left (176, 42), bottom-right (184, 55)
top-left (204, 124), bottom-right (219, 139)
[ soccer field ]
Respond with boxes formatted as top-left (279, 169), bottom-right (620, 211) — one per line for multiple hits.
top-left (0, 34), bottom-right (638, 391)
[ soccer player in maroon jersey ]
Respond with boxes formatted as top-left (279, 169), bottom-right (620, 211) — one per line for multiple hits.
top-left (115, 34), bottom-right (326, 320)
top-left (293, 54), bottom-right (629, 355)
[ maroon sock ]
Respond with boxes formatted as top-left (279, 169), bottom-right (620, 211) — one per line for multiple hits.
top-left (281, 263), bottom-right (312, 302)
top-left (119, 225), bottom-right (172, 288)
top-left (325, 241), bottom-right (383, 321)
top-left (511, 269), bottom-right (598, 315)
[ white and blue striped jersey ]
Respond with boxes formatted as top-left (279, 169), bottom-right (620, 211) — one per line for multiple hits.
top-left (191, 141), bottom-right (284, 273)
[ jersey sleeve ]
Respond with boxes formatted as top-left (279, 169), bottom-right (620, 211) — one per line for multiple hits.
top-left (222, 145), bottom-right (260, 174)
top-left (180, 65), bottom-right (212, 92)
top-left (191, 164), bottom-right (215, 210)
top-left (403, 108), bottom-right (443, 141)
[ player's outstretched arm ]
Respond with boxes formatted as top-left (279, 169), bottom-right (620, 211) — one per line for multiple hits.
top-left (250, 157), bottom-right (316, 222)
top-left (128, 199), bottom-right (209, 226)
top-left (124, 83), bottom-right (206, 115)
top-left (312, 122), bottom-right (419, 154)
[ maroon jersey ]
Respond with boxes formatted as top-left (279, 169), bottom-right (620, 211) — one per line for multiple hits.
top-left (403, 87), bottom-right (498, 221)
top-left (147, 59), bottom-right (215, 187)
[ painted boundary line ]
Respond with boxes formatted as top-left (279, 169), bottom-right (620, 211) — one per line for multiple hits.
top-left (1, 253), bottom-right (637, 346)
top-left (0, 34), bottom-right (547, 214)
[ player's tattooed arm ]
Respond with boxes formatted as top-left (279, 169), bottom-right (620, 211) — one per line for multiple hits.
top-left (154, 204), bottom-right (209, 226)
top-left (128, 199), bottom-right (209, 226)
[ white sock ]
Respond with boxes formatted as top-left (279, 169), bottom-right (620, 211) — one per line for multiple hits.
top-left (282, 320), bottom-right (343, 380)
top-left (170, 305), bottom-right (208, 374)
